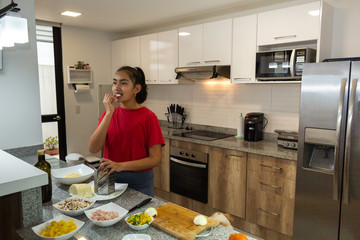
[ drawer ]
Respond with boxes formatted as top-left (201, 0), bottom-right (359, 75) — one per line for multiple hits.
top-left (246, 188), bottom-right (295, 236)
top-left (248, 170), bottom-right (296, 199)
top-left (248, 153), bottom-right (296, 180)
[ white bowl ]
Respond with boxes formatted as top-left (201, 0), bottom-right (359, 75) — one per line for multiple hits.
top-left (84, 202), bottom-right (128, 227)
top-left (122, 234), bottom-right (151, 240)
top-left (53, 196), bottom-right (96, 216)
top-left (125, 212), bottom-right (154, 231)
top-left (32, 214), bottom-right (84, 240)
top-left (51, 164), bottom-right (94, 185)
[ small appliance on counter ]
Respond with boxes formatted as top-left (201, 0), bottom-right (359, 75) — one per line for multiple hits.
top-left (274, 129), bottom-right (298, 150)
top-left (244, 112), bottom-right (267, 141)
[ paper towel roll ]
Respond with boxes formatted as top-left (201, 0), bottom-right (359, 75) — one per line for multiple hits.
top-left (236, 114), bottom-right (244, 139)
top-left (74, 84), bottom-right (90, 93)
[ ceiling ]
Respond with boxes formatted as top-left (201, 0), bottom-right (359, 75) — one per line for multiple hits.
top-left (34, 0), bottom-right (294, 34)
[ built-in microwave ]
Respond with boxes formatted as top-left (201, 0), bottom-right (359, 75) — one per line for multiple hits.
top-left (256, 48), bottom-right (316, 81)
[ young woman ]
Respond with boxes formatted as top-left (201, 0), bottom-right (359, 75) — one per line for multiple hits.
top-left (88, 66), bottom-right (164, 196)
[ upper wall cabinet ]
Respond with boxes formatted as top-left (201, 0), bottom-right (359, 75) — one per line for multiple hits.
top-left (111, 37), bottom-right (140, 74)
top-left (232, 14), bottom-right (257, 83)
top-left (257, 2), bottom-right (320, 46)
top-left (179, 19), bottom-right (232, 67)
top-left (111, 39), bottom-right (125, 74)
top-left (157, 30), bottom-right (179, 84)
top-left (141, 33), bottom-right (158, 83)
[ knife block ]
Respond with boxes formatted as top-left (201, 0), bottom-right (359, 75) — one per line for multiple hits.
top-left (165, 113), bottom-right (186, 129)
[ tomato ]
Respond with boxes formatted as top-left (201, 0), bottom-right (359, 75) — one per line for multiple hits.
top-left (228, 233), bottom-right (248, 240)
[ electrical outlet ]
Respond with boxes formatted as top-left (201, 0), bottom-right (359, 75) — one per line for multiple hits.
top-left (75, 105), bottom-right (80, 114)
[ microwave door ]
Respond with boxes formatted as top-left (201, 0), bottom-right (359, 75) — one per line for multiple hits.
top-left (256, 50), bottom-right (292, 79)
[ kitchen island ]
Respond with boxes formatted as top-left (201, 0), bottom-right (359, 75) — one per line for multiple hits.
top-left (16, 159), bottom-right (251, 240)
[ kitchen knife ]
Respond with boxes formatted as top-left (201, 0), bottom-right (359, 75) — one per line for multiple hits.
top-left (128, 197), bottom-right (152, 213)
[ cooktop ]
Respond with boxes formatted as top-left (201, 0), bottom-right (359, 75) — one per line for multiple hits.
top-left (172, 130), bottom-right (234, 141)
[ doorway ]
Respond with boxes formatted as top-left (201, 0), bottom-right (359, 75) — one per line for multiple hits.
top-left (36, 25), bottom-right (67, 160)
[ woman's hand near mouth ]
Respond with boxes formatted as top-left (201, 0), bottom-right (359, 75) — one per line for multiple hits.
top-left (103, 93), bottom-right (116, 114)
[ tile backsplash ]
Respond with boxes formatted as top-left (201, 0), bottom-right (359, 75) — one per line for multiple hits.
top-left (144, 83), bottom-right (301, 133)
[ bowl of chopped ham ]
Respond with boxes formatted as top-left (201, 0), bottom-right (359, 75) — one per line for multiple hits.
top-left (85, 202), bottom-right (128, 227)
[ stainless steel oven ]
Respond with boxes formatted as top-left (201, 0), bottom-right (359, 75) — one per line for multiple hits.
top-left (170, 146), bottom-right (208, 203)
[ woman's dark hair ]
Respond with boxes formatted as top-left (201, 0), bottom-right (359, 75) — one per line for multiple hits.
top-left (116, 66), bottom-right (148, 104)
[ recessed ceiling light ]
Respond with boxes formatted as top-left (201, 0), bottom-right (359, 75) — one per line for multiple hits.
top-left (61, 11), bottom-right (82, 17)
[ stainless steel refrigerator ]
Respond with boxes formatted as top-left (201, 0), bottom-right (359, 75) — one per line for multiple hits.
top-left (294, 59), bottom-right (360, 239)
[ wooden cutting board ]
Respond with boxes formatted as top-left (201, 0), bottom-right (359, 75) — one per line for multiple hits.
top-left (152, 202), bottom-right (219, 240)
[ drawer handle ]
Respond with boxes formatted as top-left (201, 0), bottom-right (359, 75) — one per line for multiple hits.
top-left (186, 61), bottom-right (201, 65)
top-left (259, 182), bottom-right (281, 190)
top-left (233, 77), bottom-right (251, 81)
top-left (225, 154), bottom-right (244, 158)
top-left (260, 164), bottom-right (282, 171)
top-left (274, 35), bottom-right (297, 40)
top-left (259, 208), bottom-right (280, 217)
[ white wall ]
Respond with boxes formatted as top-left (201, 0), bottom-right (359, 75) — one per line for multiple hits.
top-left (61, 26), bottom-right (118, 156)
top-left (0, 0), bottom-right (43, 150)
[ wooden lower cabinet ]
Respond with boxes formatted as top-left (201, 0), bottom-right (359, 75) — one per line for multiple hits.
top-left (209, 147), bottom-right (246, 218)
top-left (154, 138), bottom-right (170, 192)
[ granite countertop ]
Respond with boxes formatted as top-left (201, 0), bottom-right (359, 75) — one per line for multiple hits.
top-left (0, 149), bottom-right (47, 197)
top-left (160, 125), bottom-right (297, 161)
top-left (16, 159), bottom-right (251, 240)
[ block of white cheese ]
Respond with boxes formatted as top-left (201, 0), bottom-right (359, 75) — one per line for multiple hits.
top-left (69, 184), bottom-right (94, 198)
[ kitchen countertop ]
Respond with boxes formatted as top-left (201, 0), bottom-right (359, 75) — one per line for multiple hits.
top-left (16, 159), bottom-right (254, 240)
top-left (0, 149), bottom-right (47, 197)
top-left (160, 126), bottom-right (297, 161)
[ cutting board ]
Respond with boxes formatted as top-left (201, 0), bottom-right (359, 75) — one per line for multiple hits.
top-left (152, 202), bottom-right (219, 240)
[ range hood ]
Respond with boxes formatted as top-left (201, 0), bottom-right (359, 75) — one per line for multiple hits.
top-left (175, 65), bottom-right (230, 83)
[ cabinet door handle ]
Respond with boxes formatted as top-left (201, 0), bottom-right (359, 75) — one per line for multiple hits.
top-left (274, 35), bottom-right (297, 40)
top-left (259, 181), bottom-right (281, 189)
top-left (186, 61), bottom-right (201, 65)
top-left (259, 208), bottom-right (280, 217)
top-left (260, 163), bottom-right (282, 171)
top-left (225, 154), bottom-right (244, 158)
top-left (204, 60), bottom-right (220, 63)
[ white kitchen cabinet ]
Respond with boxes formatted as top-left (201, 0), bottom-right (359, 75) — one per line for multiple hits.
top-left (179, 19), bottom-right (232, 67)
top-left (178, 24), bottom-right (203, 67)
top-left (141, 33), bottom-right (158, 84)
top-left (158, 30), bottom-right (178, 84)
top-left (257, 2), bottom-right (320, 46)
top-left (232, 14), bottom-right (257, 83)
top-left (111, 39), bottom-right (125, 74)
top-left (125, 36), bottom-right (141, 67)
top-left (203, 19), bottom-right (232, 65)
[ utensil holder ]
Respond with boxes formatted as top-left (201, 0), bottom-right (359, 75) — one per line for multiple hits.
top-left (94, 167), bottom-right (115, 195)
top-left (165, 113), bottom-right (186, 129)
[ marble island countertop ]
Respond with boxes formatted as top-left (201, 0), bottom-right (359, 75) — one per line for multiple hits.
top-left (16, 159), bottom-right (255, 240)
top-left (160, 125), bottom-right (297, 161)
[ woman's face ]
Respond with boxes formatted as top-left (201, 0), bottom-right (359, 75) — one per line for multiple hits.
top-left (112, 71), bottom-right (141, 103)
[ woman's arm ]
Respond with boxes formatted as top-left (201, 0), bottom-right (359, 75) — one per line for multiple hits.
top-left (100, 144), bottom-right (162, 175)
top-left (88, 94), bottom-right (115, 153)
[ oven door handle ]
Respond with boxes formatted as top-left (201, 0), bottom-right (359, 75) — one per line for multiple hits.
top-left (170, 157), bottom-right (207, 169)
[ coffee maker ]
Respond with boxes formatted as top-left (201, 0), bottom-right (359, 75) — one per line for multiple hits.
top-left (244, 112), bottom-right (264, 141)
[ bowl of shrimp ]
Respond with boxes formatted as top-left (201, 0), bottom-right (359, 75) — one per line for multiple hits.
top-left (84, 202), bottom-right (128, 227)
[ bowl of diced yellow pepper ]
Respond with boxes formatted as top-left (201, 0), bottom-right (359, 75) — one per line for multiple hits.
top-left (32, 214), bottom-right (84, 240)
top-left (125, 212), bottom-right (154, 231)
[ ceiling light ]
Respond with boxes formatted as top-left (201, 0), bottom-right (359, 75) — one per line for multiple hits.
top-left (178, 32), bottom-right (190, 36)
top-left (61, 11), bottom-right (82, 17)
top-left (308, 10), bottom-right (320, 16)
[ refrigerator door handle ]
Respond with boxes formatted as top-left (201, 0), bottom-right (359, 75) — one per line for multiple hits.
top-left (290, 49), bottom-right (295, 77)
top-left (343, 78), bottom-right (358, 204)
top-left (333, 77), bottom-right (347, 201)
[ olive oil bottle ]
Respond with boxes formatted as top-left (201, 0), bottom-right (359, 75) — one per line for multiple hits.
top-left (34, 149), bottom-right (52, 203)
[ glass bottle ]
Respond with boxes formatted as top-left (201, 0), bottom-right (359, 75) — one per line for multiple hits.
top-left (34, 149), bottom-right (52, 203)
